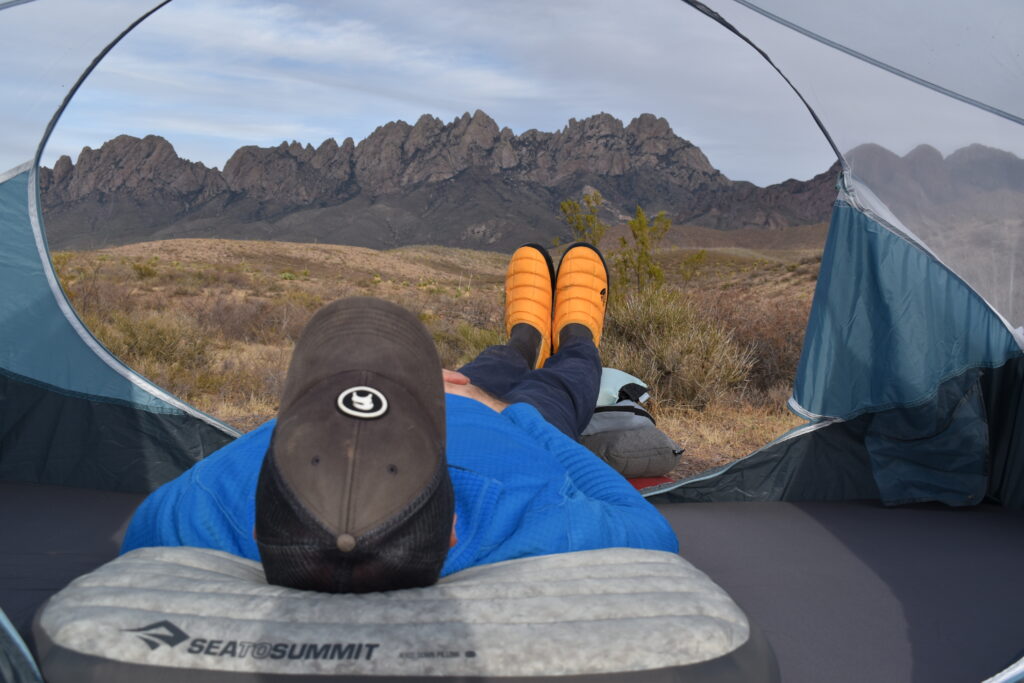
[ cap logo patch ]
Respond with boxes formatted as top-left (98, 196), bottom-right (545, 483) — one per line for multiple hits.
top-left (337, 386), bottom-right (388, 419)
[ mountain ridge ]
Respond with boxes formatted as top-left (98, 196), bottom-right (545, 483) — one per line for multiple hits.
top-left (41, 110), bottom-right (839, 250)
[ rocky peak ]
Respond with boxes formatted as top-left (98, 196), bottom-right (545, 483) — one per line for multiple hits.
top-left (224, 135), bottom-right (355, 203)
top-left (565, 113), bottom-right (625, 139)
top-left (405, 115), bottom-right (446, 156)
top-left (51, 154), bottom-right (74, 185)
top-left (42, 134), bottom-right (226, 204)
top-left (625, 113), bottom-right (671, 140)
top-left (457, 109), bottom-right (500, 149)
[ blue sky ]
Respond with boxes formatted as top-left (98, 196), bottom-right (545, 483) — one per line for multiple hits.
top-left (4, 0), bottom-right (1022, 186)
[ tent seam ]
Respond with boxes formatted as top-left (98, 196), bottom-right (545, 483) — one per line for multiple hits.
top-left (25, 166), bottom-right (239, 435)
top-left (0, 364), bottom-right (182, 415)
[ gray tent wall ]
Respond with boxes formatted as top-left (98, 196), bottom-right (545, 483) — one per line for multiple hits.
top-left (660, 0), bottom-right (1024, 510)
top-left (0, 0), bottom-right (237, 494)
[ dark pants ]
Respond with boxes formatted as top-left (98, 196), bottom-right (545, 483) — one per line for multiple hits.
top-left (458, 338), bottom-right (602, 440)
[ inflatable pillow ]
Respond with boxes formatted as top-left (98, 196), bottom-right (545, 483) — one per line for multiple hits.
top-left (34, 546), bottom-right (777, 682)
top-left (583, 368), bottom-right (683, 478)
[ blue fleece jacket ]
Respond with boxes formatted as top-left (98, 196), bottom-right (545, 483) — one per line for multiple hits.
top-left (122, 394), bottom-right (678, 574)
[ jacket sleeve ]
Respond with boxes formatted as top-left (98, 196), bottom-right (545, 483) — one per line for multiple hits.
top-left (502, 404), bottom-right (680, 554)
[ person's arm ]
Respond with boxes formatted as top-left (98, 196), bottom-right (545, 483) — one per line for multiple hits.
top-left (502, 403), bottom-right (679, 553)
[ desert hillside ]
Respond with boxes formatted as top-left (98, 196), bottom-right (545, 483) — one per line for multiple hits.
top-left (53, 238), bottom-right (820, 478)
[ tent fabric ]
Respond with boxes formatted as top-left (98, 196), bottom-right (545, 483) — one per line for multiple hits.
top-left (0, 607), bottom-right (42, 683)
top-left (980, 356), bottom-right (1024, 509)
top-left (0, 168), bottom-right (191, 411)
top-left (654, 414), bottom-right (878, 504)
top-left (984, 657), bottom-right (1024, 683)
top-left (657, 501), bottom-right (1024, 683)
top-left (661, 185), bottom-right (1024, 509)
top-left (657, 367), bottom-right (1002, 507)
top-left (1, 0), bottom-right (234, 493)
top-left (0, 369), bottom-right (234, 492)
top-left (723, 0), bottom-right (1024, 126)
top-left (0, 481), bottom-right (147, 641)
top-left (792, 199), bottom-right (1022, 421)
top-left (701, 0), bottom-right (1024, 329)
top-left (0, 166), bottom-right (236, 491)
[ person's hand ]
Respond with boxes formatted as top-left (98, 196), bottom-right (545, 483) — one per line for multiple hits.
top-left (441, 369), bottom-right (509, 412)
top-left (442, 369), bottom-right (470, 385)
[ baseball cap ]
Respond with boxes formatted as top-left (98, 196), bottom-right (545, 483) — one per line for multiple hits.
top-left (255, 297), bottom-right (453, 593)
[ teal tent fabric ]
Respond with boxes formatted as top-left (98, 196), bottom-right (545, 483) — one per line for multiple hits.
top-left (792, 201), bottom-right (1021, 422)
top-left (0, 607), bottom-right (42, 683)
top-left (0, 169), bottom-right (180, 411)
top-left (0, 168), bottom-right (237, 492)
top-left (659, 198), bottom-right (1024, 508)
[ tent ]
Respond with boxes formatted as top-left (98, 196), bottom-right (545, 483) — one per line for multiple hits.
top-left (2, 1), bottom-right (1023, 681)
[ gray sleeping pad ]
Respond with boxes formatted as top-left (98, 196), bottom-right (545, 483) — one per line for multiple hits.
top-left (34, 546), bottom-right (777, 682)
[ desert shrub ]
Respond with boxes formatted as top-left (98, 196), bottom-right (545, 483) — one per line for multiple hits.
top-left (190, 297), bottom-right (275, 344)
top-left (693, 288), bottom-right (810, 402)
top-left (260, 296), bottom-right (320, 342)
top-left (193, 345), bottom-right (292, 425)
top-left (131, 257), bottom-right (159, 279)
top-left (678, 249), bottom-right (708, 283)
top-left (80, 310), bottom-right (213, 401)
top-left (188, 289), bottom-right (325, 346)
top-left (104, 311), bottom-right (210, 370)
top-left (50, 251), bottom-right (73, 273)
top-left (601, 288), bottom-right (752, 409)
top-left (58, 258), bottom-right (136, 317)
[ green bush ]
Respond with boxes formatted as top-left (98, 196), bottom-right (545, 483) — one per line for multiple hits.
top-left (559, 190), bottom-right (609, 248)
top-left (613, 206), bottom-right (671, 293)
top-left (601, 288), bottom-right (752, 409)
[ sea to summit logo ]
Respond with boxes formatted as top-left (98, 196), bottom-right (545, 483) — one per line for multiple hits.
top-left (123, 621), bottom-right (190, 650)
top-left (337, 385), bottom-right (388, 419)
top-left (124, 620), bottom-right (379, 662)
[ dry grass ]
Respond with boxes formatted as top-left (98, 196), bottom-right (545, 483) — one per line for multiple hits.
top-left (53, 238), bottom-right (817, 478)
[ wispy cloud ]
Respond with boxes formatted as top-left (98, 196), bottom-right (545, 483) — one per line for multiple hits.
top-left (11, 0), bottom-right (1018, 185)
top-left (17, 0), bottom-right (840, 183)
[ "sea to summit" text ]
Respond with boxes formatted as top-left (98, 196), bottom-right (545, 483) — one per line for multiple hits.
top-left (186, 639), bottom-right (379, 661)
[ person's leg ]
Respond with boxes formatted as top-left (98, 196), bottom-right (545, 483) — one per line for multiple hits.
top-left (459, 331), bottom-right (601, 440)
top-left (500, 325), bottom-right (602, 439)
top-left (458, 325), bottom-right (601, 439)
top-left (461, 241), bottom-right (607, 440)
top-left (457, 325), bottom-right (536, 397)
top-left (501, 242), bottom-right (608, 439)
top-left (460, 244), bottom-right (555, 397)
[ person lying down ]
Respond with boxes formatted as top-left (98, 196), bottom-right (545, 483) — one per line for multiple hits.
top-left (122, 243), bottom-right (678, 593)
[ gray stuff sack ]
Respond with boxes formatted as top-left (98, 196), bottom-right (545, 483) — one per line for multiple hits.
top-left (581, 380), bottom-right (684, 478)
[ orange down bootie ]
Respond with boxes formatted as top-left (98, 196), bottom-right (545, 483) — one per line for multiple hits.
top-left (504, 244), bottom-right (555, 368)
top-left (552, 242), bottom-right (609, 353)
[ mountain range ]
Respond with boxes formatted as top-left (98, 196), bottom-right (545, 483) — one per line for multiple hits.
top-left (39, 111), bottom-right (840, 251)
